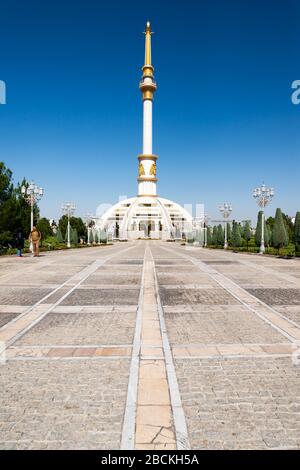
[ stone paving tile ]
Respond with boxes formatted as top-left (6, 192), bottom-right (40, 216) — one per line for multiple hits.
top-left (82, 273), bottom-right (141, 286)
top-left (155, 259), bottom-right (193, 266)
top-left (247, 288), bottom-right (300, 305)
top-left (157, 273), bottom-right (218, 286)
top-left (0, 359), bottom-right (130, 449)
top-left (175, 357), bottom-right (300, 450)
top-left (204, 260), bottom-right (240, 265)
top-left (60, 288), bottom-right (140, 306)
top-left (165, 307), bottom-right (286, 344)
top-left (275, 306), bottom-right (300, 326)
top-left (6, 346), bottom-right (132, 359)
top-left (159, 287), bottom-right (240, 306)
top-left (15, 311), bottom-right (136, 346)
top-left (96, 265), bottom-right (142, 273)
top-left (109, 259), bottom-right (143, 265)
top-left (0, 287), bottom-right (53, 306)
top-left (2, 273), bottom-right (70, 286)
top-left (155, 265), bottom-right (194, 273)
top-left (0, 313), bottom-right (20, 328)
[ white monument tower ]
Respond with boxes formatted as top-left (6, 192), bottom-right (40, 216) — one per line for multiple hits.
top-left (138, 21), bottom-right (158, 197)
top-left (95, 22), bottom-right (199, 240)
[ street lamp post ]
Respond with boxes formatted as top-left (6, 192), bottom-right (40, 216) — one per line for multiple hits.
top-left (253, 183), bottom-right (274, 254)
top-left (62, 202), bottom-right (76, 248)
top-left (203, 214), bottom-right (211, 247)
top-left (219, 203), bottom-right (232, 249)
top-left (21, 181), bottom-right (44, 252)
top-left (84, 213), bottom-right (93, 245)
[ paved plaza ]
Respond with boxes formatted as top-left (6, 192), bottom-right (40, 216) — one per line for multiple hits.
top-left (0, 241), bottom-right (300, 449)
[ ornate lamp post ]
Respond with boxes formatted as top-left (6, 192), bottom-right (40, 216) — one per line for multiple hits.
top-left (253, 183), bottom-right (274, 254)
top-left (62, 202), bottom-right (76, 248)
top-left (84, 213), bottom-right (93, 245)
top-left (219, 203), bottom-right (232, 249)
top-left (21, 181), bottom-right (44, 251)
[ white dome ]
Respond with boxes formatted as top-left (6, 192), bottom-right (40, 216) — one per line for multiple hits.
top-left (94, 195), bottom-right (193, 240)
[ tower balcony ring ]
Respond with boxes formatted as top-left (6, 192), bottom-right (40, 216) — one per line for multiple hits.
top-left (139, 82), bottom-right (157, 92)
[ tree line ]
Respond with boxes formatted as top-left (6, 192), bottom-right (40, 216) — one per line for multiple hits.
top-left (0, 161), bottom-right (86, 251)
top-left (207, 209), bottom-right (300, 255)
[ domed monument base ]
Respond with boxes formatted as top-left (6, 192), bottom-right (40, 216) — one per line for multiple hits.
top-left (96, 195), bottom-right (193, 241)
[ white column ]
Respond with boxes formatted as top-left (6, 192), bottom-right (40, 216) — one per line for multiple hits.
top-left (143, 99), bottom-right (152, 154)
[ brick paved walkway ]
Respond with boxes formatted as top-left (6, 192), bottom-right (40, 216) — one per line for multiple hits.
top-left (0, 241), bottom-right (299, 449)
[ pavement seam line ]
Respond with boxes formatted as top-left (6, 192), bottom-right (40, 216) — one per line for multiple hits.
top-left (120, 245), bottom-right (146, 450)
top-left (150, 247), bottom-right (191, 451)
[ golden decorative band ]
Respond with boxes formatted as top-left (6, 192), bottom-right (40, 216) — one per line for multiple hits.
top-left (138, 154), bottom-right (158, 161)
top-left (142, 65), bottom-right (154, 78)
top-left (137, 176), bottom-right (158, 183)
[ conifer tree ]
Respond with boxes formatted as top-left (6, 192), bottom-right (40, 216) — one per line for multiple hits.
top-left (207, 226), bottom-right (212, 245)
top-left (226, 223), bottom-right (232, 245)
top-left (56, 227), bottom-right (63, 243)
top-left (72, 228), bottom-right (78, 245)
top-left (232, 221), bottom-right (242, 247)
top-left (217, 224), bottom-right (224, 246)
top-left (89, 230), bottom-right (94, 244)
top-left (243, 221), bottom-right (251, 250)
top-left (212, 226), bottom-right (218, 245)
top-left (272, 208), bottom-right (289, 253)
top-left (265, 224), bottom-right (270, 247)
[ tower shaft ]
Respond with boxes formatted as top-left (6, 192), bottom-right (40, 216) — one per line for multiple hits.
top-left (138, 21), bottom-right (157, 197)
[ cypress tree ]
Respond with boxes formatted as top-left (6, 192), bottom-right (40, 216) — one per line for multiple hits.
top-left (56, 227), bottom-right (63, 243)
top-left (272, 208), bottom-right (289, 252)
top-left (72, 228), bottom-right (78, 245)
top-left (217, 224), bottom-right (224, 246)
top-left (212, 226), bottom-right (218, 245)
top-left (89, 230), bottom-right (94, 244)
top-left (207, 226), bottom-right (212, 245)
top-left (295, 212), bottom-right (300, 251)
top-left (243, 221), bottom-right (251, 250)
top-left (232, 221), bottom-right (242, 247)
top-left (265, 224), bottom-right (270, 247)
top-left (226, 223), bottom-right (232, 245)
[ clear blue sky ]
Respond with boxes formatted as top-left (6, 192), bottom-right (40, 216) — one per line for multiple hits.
top-left (0, 0), bottom-right (299, 224)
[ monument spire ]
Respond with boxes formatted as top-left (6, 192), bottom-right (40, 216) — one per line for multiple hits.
top-left (144, 21), bottom-right (152, 66)
top-left (138, 21), bottom-right (158, 197)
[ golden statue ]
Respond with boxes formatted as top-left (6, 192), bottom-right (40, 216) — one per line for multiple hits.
top-left (149, 162), bottom-right (156, 176)
top-left (139, 163), bottom-right (145, 176)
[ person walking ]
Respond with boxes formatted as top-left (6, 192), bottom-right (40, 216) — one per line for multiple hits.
top-left (29, 226), bottom-right (41, 257)
top-left (15, 229), bottom-right (25, 257)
